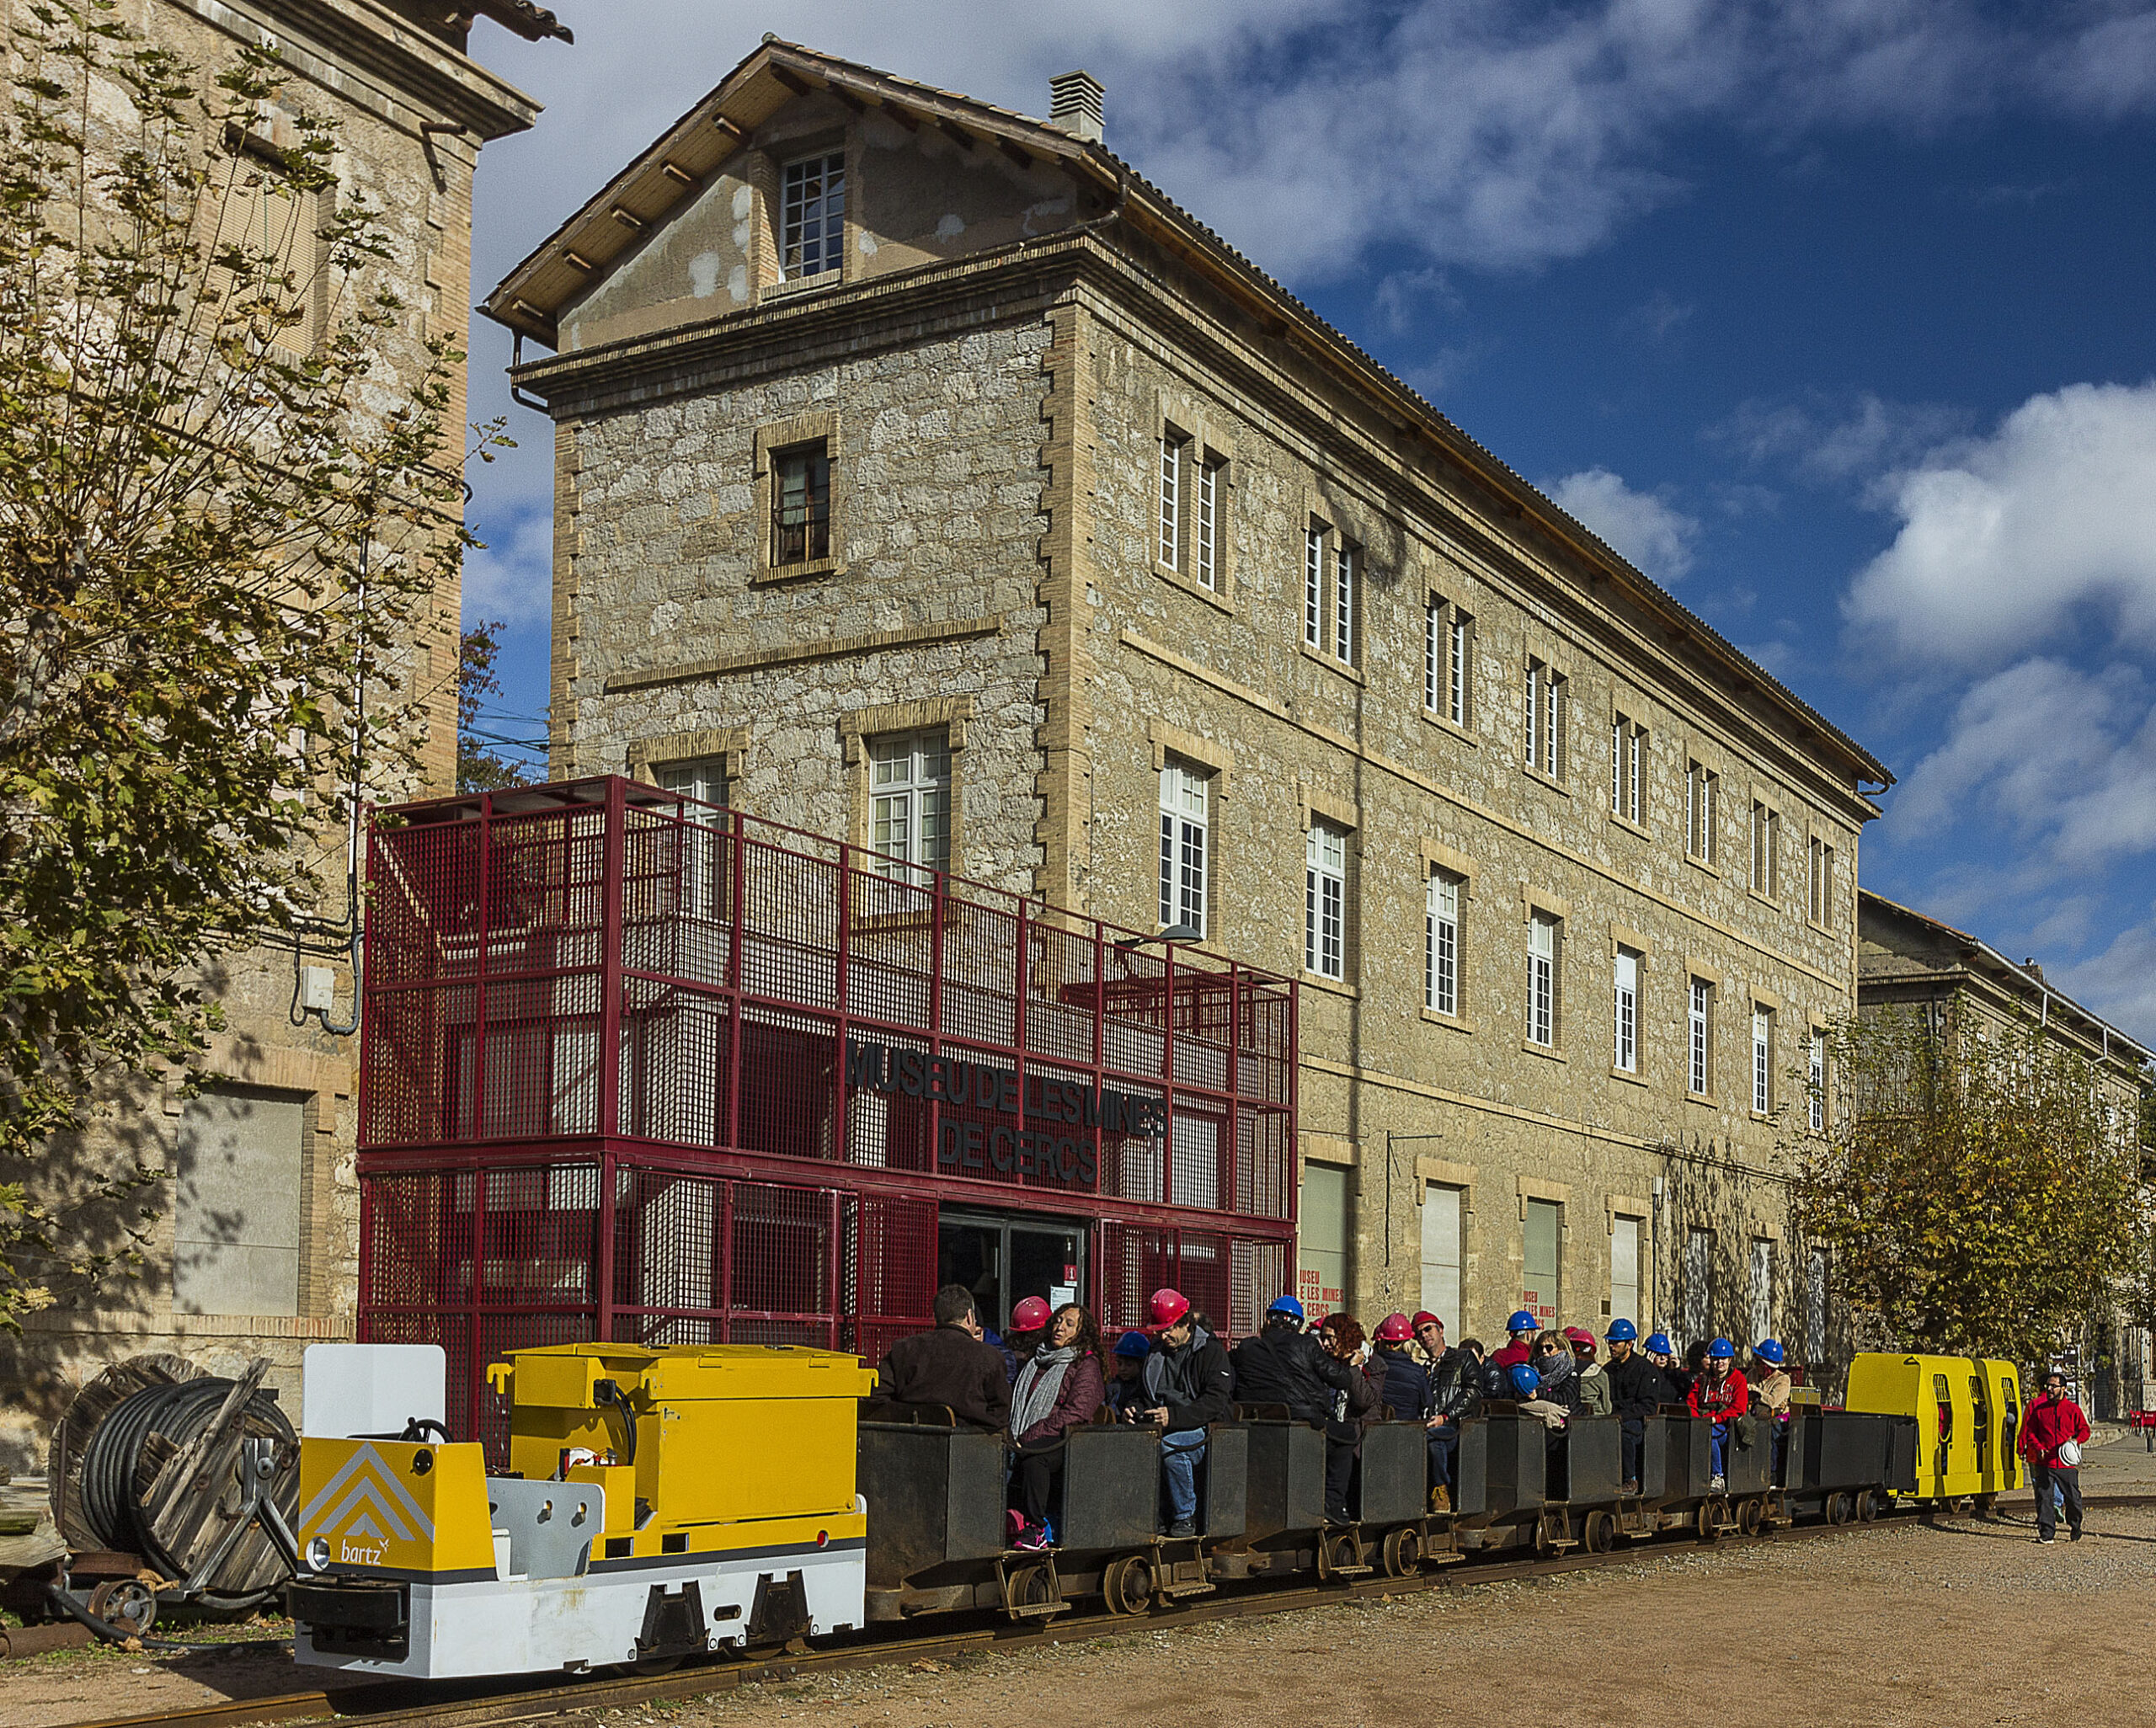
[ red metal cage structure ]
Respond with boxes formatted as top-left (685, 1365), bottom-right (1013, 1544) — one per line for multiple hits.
top-left (356, 777), bottom-right (1299, 1453)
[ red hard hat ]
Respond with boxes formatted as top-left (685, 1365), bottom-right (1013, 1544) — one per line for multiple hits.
top-left (1011, 1296), bottom-right (1053, 1332)
top-left (1411, 1311), bottom-right (1442, 1331)
top-left (1375, 1312), bottom-right (1414, 1343)
top-left (1563, 1326), bottom-right (1596, 1347)
top-left (1148, 1288), bottom-right (1191, 1331)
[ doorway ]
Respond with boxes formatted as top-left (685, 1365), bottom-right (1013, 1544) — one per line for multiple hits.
top-left (937, 1211), bottom-right (1086, 1335)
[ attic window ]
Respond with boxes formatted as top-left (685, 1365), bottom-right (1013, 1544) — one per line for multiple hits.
top-left (781, 151), bottom-right (845, 279)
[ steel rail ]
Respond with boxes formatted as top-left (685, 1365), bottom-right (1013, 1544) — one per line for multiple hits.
top-left (67, 1495), bottom-right (2156, 1728)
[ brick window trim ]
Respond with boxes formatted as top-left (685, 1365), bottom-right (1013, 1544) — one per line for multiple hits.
top-left (752, 411), bottom-right (846, 584)
top-left (840, 697), bottom-right (971, 864)
top-left (627, 727), bottom-right (749, 792)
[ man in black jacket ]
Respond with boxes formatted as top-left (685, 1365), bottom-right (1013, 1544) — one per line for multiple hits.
top-left (877, 1284), bottom-right (1012, 1432)
top-left (1601, 1320), bottom-right (1672, 1493)
top-left (1133, 1288), bottom-right (1234, 1538)
top-left (1230, 1295), bottom-right (1356, 1422)
top-left (1416, 1313), bottom-right (1476, 1512)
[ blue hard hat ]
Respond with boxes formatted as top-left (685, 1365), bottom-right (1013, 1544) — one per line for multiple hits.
top-left (1267, 1293), bottom-right (1305, 1320)
top-left (1507, 1309), bottom-right (1537, 1333)
top-left (1753, 1338), bottom-right (1785, 1366)
top-left (1605, 1319), bottom-right (1639, 1343)
top-left (1508, 1363), bottom-right (1542, 1398)
top-left (1645, 1332), bottom-right (1673, 1354)
top-left (1707, 1336), bottom-right (1737, 1360)
top-left (1113, 1331), bottom-right (1152, 1359)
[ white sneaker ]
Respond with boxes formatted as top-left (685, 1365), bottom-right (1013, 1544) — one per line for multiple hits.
top-left (1710, 1474), bottom-right (1726, 1491)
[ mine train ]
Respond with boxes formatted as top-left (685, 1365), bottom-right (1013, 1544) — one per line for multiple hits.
top-left (288, 1341), bottom-right (2025, 1681)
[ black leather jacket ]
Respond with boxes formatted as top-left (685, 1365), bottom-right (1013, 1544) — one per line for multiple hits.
top-left (1428, 1347), bottom-right (1479, 1421)
top-left (1604, 1351), bottom-right (1674, 1421)
top-left (1230, 1321), bottom-right (1357, 1423)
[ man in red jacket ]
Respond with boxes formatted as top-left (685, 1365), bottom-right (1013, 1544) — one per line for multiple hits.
top-left (2019, 1368), bottom-right (2091, 1544)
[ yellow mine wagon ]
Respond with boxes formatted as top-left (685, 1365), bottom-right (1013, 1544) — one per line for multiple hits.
top-left (1844, 1352), bottom-right (2023, 1507)
top-left (289, 1341), bottom-right (875, 1679)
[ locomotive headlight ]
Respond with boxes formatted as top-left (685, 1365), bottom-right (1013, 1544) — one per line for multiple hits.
top-left (306, 1535), bottom-right (331, 1571)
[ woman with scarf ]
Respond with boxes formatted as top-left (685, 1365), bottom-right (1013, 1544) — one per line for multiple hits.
top-left (1009, 1302), bottom-right (1107, 1549)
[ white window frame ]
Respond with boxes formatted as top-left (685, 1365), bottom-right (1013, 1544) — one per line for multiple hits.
top-left (1304, 524), bottom-right (1325, 650)
top-left (1750, 1237), bottom-right (1776, 1347)
top-left (1753, 1005), bottom-right (1774, 1114)
top-left (1426, 871), bottom-right (1460, 1017)
top-left (1613, 947), bottom-right (1639, 1074)
top-left (1158, 433), bottom-right (1184, 571)
top-left (1332, 541), bottom-right (1357, 667)
top-left (1305, 821), bottom-right (1347, 980)
top-left (1809, 1028), bottom-right (1827, 1133)
top-left (1158, 759), bottom-right (1210, 939)
top-left (1687, 760), bottom-right (1718, 865)
top-left (1751, 800), bottom-right (1779, 896)
top-left (1449, 610), bottom-right (1471, 727)
top-left (779, 150), bottom-right (846, 280)
top-left (1527, 659), bottom-right (1564, 780)
top-left (1689, 978), bottom-right (1713, 1096)
top-left (1611, 713), bottom-right (1644, 825)
top-left (1194, 454), bottom-right (1219, 589)
top-left (1527, 911), bottom-right (1559, 1048)
top-left (1809, 835), bottom-right (1835, 926)
top-left (1424, 599), bottom-right (1442, 714)
top-left (869, 731), bottom-right (953, 886)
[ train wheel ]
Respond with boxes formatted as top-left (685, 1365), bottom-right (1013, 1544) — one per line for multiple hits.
top-left (1582, 1510), bottom-right (1614, 1555)
top-left (1824, 1491), bottom-right (1850, 1526)
top-left (1006, 1563), bottom-right (1058, 1617)
top-left (1380, 1527), bottom-right (1422, 1576)
top-left (87, 1579), bottom-right (157, 1640)
top-left (1695, 1501), bottom-right (1718, 1541)
top-left (1102, 1553), bottom-right (1154, 1616)
top-left (1321, 1528), bottom-right (1361, 1576)
top-left (1856, 1489), bottom-right (1881, 1523)
top-left (1972, 1493), bottom-right (1996, 1517)
top-left (1738, 1497), bottom-right (1764, 1537)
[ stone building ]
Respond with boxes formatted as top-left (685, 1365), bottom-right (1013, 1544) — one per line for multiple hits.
top-left (486, 40), bottom-right (1892, 1362)
top-left (0, 0), bottom-right (566, 1467)
top-left (1859, 889), bottom-right (2153, 1411)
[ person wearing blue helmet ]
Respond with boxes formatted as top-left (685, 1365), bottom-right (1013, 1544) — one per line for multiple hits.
top-left (1492, 1309), bottom-right (1540, 1370)
top-left (1103, 1330), bottom-right (1153, 1415)
top-left (1228, 1293), bottom-right (1357, 1427)
top-left (1750, 1340), bottom-right (1793, 1483)
top-left (1688, 1337), bottom-right (1749, 1490)
top-left (1603, 1320), bottom-right (1671, 1494)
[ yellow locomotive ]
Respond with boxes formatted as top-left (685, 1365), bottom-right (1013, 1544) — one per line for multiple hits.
top-left (290, 1342), bottom-right (873, 1677)
top-left (1844, 1352), bottom-right (2024, 1508)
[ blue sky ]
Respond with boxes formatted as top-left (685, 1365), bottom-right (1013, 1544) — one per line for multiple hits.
top-left (458, 2), bottom-right (2156, 1041)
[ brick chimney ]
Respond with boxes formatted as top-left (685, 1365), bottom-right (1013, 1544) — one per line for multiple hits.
top-left (1049, 70), bottom-right (1104, 144)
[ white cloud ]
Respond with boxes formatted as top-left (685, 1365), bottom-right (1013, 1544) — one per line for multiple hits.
top-left (462, 501), bottom-right (556, 629)
top-left (2055, 915), bottom-right (2156, 1050)
top-left (1844, 381), bottom-right (2156, 666)
top-left (1713, 391), bottom-right (1967, 483)
top-left (1887, 658), bottom-right (2156, 868)
top-left (1545, 467), bottom-right (1700, 584)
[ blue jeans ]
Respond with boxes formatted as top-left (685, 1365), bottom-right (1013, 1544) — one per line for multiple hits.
top-left (1161, 1429), bottom-right (1207, 1526)
top-left (1709, 1422), bottom-right (1729, 1478)
top-left (1428, 1426), bottom-right (1459, 1494)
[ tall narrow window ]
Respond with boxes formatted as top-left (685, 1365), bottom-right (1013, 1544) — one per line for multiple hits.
top-left (1689, 978), bottom-right (1713, 1095)
top-left (1527, 911), bottom-right (1559, 1048)
top-left (1157, 760), bottom-right (1210, 938)
top-left (1611, 1215), bottom-right (1642, 1333)
top-left (1613, 947), bottom-right (1639, 1074)
top-left (1424, 599), bottom-right (1442, 713)
top-left (1808, 835), bottom-right (1835, 925)
top-left (771, 442), bottom-right (831, 565)
top-left (1194, 455), bottom-right (1220, 589)
top-left (1753, 1005), bottom-right (1774, 1113)
top-left (1332, 541), bottom-right (1357, 667)
top-left (1304, 524), bottom-right (1325, 650)
top-left (1449, 611), bottom-right (1472, 727)
top-left (657, 755), bottom-right (729, 919)
top-left (1751, 801), bottom-right (1780, 896)
top-left (1421, 1183), bottom-right (1465, 1339)
top-left (1426, 871), bottom-right (1460, 1016)
top-left (1300, 1161), bottom-right (1351, 1324)
top-left (1158, 433), bottom-right (1184, 570)
top-left (1809, 1028), bottom-right (1827, 1132)
top-left (1686, 760), bottom-right (1718, 864)
top-left (869, 732), bottom-right (952, 885)
top-left (1750, 1238), bottom-right (1776, 1347)
top-left (1524, 1197), bottom-right (1562, 1325)
top-left (1806, 1245), bottom-right (1829, 1360)
top-left (1526, 659), bottom-right (1565, 779)
top-left (1683, 1226), bottom-right (1714, 1346)
top-left (1305, 821), bottom-right (1347, 980)
top-left (781, 150), bottom-right (846, 278)
top-left (1611, 714), bottom-right (1644, 824)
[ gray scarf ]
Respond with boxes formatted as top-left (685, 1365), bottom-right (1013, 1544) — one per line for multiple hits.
top-left (1011, 1344), bottom-right (1078, 1438)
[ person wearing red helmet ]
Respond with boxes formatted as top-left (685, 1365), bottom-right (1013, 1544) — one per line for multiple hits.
top-left (1566, 1326), bottom-right (1612, 1416)
top-left (1129, 1288), bottom-right (1232, 1538)
top-left (1004, 1294), bottom-right (1053, 1378)
top-left (1412, 1311), bottom-right (1473, 1512)
top-left (1366, 1314), bottom-right (1432, 1425)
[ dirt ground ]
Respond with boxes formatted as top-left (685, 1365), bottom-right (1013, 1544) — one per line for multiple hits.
top-left (5, 1504), bottom-right (2154, 1728)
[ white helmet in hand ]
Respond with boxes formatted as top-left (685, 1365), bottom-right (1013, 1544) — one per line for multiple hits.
top-left (2057, 1439), bottom-right (2083, 1469)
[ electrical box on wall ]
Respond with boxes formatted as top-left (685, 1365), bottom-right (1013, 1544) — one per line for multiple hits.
top-left (299, 966), bottom-right (337, 1013)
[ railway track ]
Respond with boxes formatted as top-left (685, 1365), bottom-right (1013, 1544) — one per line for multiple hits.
top-left (63, 1491), bottom-right (2156, 1728)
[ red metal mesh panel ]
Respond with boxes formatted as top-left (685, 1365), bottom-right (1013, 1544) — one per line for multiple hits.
top-left (1176, 1230), bottom-right (1232, 1331)
top-left (478, 1165), bottom-right (597, 1304)
top-left (941, 903), bottom-right (1017, 1051)
top-left (1235, 1107), bottom-right (1293, 1221)
top-left (1024, 919), bottom-right (1100, 1066)
top-left (846, 1191), bottom-right (937, 1368)
top-left (737, 1011), bottom-right (837, 1161)
top-left (612, 1166), bottom-right (723, 1344)
top-left (728, 1181), bottom-right (836, 1343)
top-left (1230, 1236), bottom-right (1288, 1337)
top-left (1098, 1222), bottom-right (1175, 1334)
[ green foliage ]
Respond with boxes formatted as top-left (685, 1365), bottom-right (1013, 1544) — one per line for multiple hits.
top-left (1789, 1006), bottom-right (2143, 1365)
top-left (456, 617), bottom-right (531, 794)
top-left (0, 3), bottom-right (467, 1329)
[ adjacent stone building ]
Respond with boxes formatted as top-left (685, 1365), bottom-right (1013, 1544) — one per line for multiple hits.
top-left (487, 40), bottom-right (1892, 1364)
top-left (1859, 889), bottom-right (2153, 1411)
top-left (0, 0), bottom-right (565, 1468)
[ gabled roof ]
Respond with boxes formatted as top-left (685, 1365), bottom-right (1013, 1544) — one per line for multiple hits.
top-left (483, 37), bottom-right (1893, 796)
top-left (1859, 889), bottom-right (2153, 1070)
